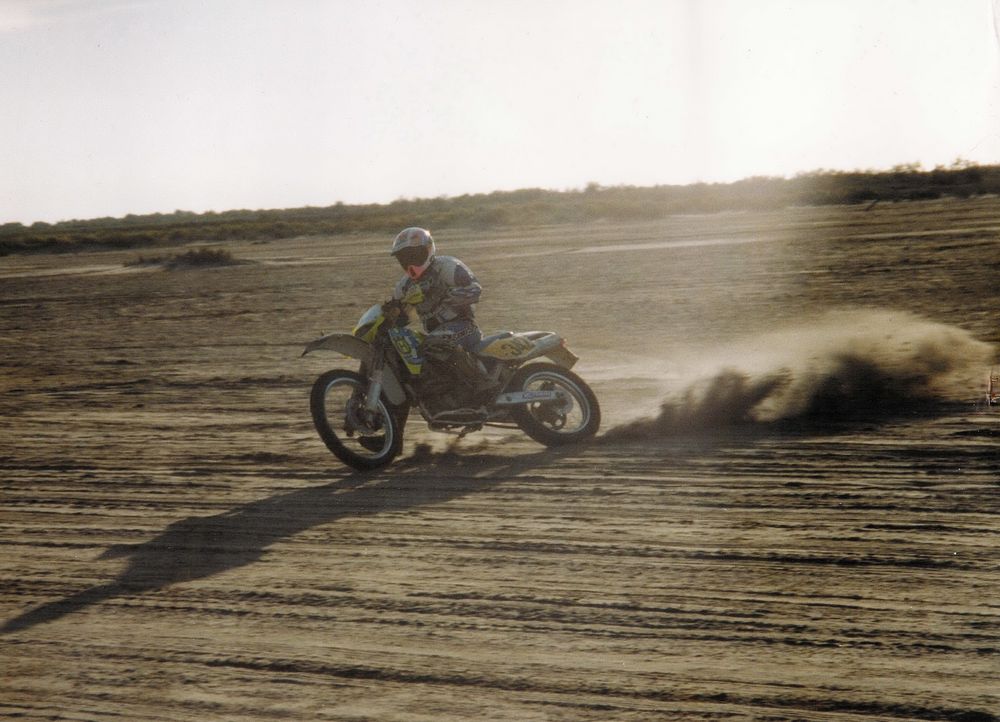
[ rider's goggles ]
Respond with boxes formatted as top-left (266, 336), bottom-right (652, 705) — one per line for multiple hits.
top-left (394, 245), bottom-right (428, 269)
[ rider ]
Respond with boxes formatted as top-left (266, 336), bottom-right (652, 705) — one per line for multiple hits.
top-left (385, 227), bottom-right (493, 393)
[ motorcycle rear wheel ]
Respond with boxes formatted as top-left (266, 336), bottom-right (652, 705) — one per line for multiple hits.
top-left (508, 363), bottom-right (600, 446)
top-left (310, 369), bottom-right (403, 470)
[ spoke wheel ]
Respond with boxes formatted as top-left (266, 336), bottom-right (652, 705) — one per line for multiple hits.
top-left (509, 363), bottom-right (600, 446)
top-left (310, 369), bottom-right (403, 470)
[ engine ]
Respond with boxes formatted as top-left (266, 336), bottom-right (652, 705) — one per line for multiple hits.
top-left (416, 345), bottom-right (483, 413)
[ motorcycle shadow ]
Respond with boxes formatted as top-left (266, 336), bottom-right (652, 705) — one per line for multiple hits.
top-left (1, 446), bottom-right (578, 635)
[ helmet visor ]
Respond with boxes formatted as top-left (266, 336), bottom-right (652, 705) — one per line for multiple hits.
top-left (394, 245), bottom-right (428, 270)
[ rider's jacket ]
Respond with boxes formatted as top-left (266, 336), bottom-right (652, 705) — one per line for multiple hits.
top-left (392, 255), bottom-right (482, 332)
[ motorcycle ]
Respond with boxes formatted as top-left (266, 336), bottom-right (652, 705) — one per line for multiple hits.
top-left (302, 287), bottom-right (600, 470)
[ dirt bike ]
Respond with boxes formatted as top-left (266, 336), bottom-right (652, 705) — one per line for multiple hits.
top-left (302, 289), bottom-right (600, 470)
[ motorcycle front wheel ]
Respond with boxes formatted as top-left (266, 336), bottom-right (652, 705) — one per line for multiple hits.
top-left (310, 369), bottom-right (403, 471)
top-left (508, 363), bottom-right (601, 446)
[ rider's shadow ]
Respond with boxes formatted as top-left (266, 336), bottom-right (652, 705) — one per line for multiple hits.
top-left (2, 448), bottom-right (568, 635)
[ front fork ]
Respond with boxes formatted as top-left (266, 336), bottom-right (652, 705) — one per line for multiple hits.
top-left (359, 339), bottom-right (408, 433)
top-left (341, 348), bottom-right (386, 437)
top-left (362, 342), bottom-right (387, 414)
top-left (364, 364), bottom-right (384, 414)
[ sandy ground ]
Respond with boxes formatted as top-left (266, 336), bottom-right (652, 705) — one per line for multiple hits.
top-left (2, 198), bottom-right (999, 720)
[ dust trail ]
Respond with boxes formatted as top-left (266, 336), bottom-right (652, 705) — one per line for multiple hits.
top-left (605, 309), bottom-right (995, 440)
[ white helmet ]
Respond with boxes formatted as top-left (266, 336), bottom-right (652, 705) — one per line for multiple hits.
top-left (391, 227), bottom-right (435, 280)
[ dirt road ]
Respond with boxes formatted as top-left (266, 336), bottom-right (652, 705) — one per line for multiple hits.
top-left (2, 199), bottom-right (998, 720)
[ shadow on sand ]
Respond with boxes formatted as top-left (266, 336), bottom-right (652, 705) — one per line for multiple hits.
top-left (2, 448), bottom-right (570, 635)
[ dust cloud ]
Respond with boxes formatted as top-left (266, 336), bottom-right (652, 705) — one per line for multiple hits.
top-left (604, 309), bottom-right (995, 440)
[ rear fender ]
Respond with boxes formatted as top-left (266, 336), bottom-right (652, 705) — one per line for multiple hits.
top-left (302, 333), bottom-right (406, 405)
top-left (479, 331), bottom-right (578, 369)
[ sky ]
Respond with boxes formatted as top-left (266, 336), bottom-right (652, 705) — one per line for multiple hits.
top-left (2, 0), bottom-right (1000, 224)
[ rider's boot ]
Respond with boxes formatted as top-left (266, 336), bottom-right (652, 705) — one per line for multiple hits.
top-left (449, 351), bottom-right (500, 403)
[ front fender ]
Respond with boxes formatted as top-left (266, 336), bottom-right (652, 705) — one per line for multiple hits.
top-left (301, 333), bottom-right (406, 406)
top-left (302, 332), bottom-right (372, 363)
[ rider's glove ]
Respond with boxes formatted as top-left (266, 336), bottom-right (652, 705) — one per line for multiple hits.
top-left (382, 299), bottom-right (403, 321)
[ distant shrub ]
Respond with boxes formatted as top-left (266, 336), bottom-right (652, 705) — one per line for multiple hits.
top-left (123, 253), bottom-right (167, 267)
top-left (167, 247), bottom-right (237, 267)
